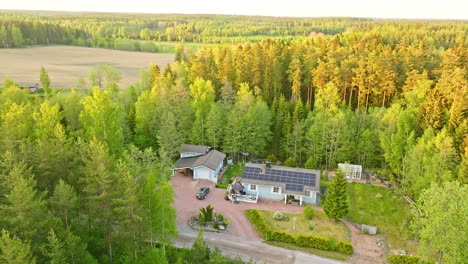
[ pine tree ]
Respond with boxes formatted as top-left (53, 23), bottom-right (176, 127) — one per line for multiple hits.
top-left (189, 230), bottom-right (211, 264)
top-left (0, 230), bottom-right (36, 264)
top-left (46, 229), bottom-right (67, 264)
top-left (49, 180), bottom-right (78, 230)
top-left (323, 169), bottom-right (349, 221)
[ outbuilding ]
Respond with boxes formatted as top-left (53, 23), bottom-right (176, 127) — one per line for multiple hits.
top-left (173, 144), bottom-right (226, 183)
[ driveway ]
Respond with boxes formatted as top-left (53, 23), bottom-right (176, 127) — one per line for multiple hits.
top-left (171, 173), bottom-right (306, 241)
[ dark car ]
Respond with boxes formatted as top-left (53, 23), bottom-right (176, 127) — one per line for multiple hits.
top-left (196, 187), bottom-right (210, 200)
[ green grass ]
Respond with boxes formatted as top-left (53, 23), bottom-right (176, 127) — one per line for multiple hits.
top-left (346, 182), bottom-right (417, 253)
top-left (265, 241), bottom-right (350, 261)
top-left (220, 163), bottom-right (244, 184)
top-left (259, 210), bottom-right (350, 242)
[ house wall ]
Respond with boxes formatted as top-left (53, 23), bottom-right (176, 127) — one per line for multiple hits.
top-left (302, 191), bottom-right (318, 204)
top-left (244, 183), bottom-right (319, 204)
top-left (194, 166), bottom-right (217, 183)
top-left (244, 183), bottom-right (284, 200)
top-left (214, 159), bottom-right (223, 178)
top-left (181, 152), bottom-right (204, 158)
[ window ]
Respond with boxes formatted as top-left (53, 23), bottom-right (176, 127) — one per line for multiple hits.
top-left (249, 184), bottom-right (257, 191)
top-left (272, 186), bottom-right (281, 193)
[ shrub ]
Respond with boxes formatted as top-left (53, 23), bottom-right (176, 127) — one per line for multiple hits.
top-left (244, 209), bottom-right (271, 239)
top-left (213, 221), bottom-right (219, 229)
top-left (217, 213), bottom-right (224, 222)
top-left (303, 205), bottom-right (315, 220)
top-left (295, 235), bottom-right (331, 251)
top-left (197, 212), bottom-right (205, 225)
top-left (387, 254), bottom-right (428, 264)
top-left (270, 231), bottom-right (295, 244)
top-left (335, 241), bottom-right (353, 255)
top-left (272, 211), bottom-right (289, 221)
top-left (216, 183), bottom-right (229, 189)
top-left (308, 224), bottom-right (314, 230)
top-left (267, 154), bottom-right (277, 163)
top-left (283, 157), bottom-right (296, 167)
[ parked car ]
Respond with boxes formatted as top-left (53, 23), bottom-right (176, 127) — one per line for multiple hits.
top-left (196, 187), bottom-right (210, 200)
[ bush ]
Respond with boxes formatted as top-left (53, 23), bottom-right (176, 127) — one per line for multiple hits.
top-left (270, 231), bottom-right (295, 244)
top-left (387, 254), bottom-right (428, 264)
top-left (267, 154), bottom-right (277, 163)
top-left (295, 235), bottom-right (331, 251)
top-left (303, 205), bottom-right (315, 220)
top-left (213, 221), bottom-right (219, 229)
top-left (335, 241), bottom-right (353, 255)
top-left (272, 211), bottom-right (289, 221)
top-left (308, 224), bottom-right (314, 230)
top-left (283, 157), bottom-right (296, 167)
top-left (198, 212), bottom-right (205, 225)
top-left (215, 183), bottom-right (229, 189)
top-left (244, 209), bottom-right (271, 239)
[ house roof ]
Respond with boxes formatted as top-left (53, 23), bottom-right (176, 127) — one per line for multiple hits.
top-left (174, 149), bottom-right (226, 171)
top-left (180, 144), bottom-right (209, 154)
top-left (241, 163), bottom-right (320, 195)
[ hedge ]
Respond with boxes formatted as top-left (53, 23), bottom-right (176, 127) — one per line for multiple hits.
top-left (335, 241), bottom-right (354, 255)
top-left (244, 209), bottom-right (354, 255)
top-left (270, 231), bottom-right (295, 244)
top-left (244, 209), bottom-right (271, 239)
top-left (387, 254), bottom-right (430, 264)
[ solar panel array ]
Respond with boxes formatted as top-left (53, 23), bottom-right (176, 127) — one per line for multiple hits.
top-left (242, 166), bottom-right (316, 192)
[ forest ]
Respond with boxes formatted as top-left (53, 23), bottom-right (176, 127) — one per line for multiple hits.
top-left (0, 10), bottom-right (467, 264)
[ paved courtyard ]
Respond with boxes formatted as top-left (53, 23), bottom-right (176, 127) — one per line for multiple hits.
top-left (170, 173), bottom-right (306, 240)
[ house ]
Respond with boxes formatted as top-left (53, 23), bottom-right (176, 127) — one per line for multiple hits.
top-left (239, 162), bottom-right (321, 205)
top-left (19, 83), bottom-right (39, 93)
top-left (173, 144), bottom-right (226, 183)
top-left (338, 163), bottom-right (362, 179)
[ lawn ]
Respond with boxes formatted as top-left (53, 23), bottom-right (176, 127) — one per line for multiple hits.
top-left (346, 182), bottom-right (417, 253)
top-left (258, 210), bottom-right (350, 242)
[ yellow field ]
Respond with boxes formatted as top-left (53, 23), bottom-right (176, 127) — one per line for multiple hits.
top-left (0, 45), bottom-right (174, 88)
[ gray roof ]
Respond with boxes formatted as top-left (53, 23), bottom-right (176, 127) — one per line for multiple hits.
top-left (241, 163), bottom-right (320, 195)
top-left (174, 149), bottom-right (226, 171)
top-left (180, 144), bottom-right (209, 154)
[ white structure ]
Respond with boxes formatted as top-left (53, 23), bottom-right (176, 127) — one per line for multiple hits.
top-left (174, 144), bottom-right (226, 183)
top-left (338, 163), bottom-right (362, 179)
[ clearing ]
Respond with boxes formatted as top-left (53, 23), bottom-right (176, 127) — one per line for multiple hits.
top-left (346, 182), bottom-right (417, 253)
top-left (0, 45), bottom-right (174, 88)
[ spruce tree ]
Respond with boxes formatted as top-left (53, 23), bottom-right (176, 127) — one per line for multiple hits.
top-left (323, 169), bottom-right (349, 221)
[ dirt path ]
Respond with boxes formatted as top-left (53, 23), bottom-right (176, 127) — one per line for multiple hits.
top-left (340, 219), bottom-right (385, 264)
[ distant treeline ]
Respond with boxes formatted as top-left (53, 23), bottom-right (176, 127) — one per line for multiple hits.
top-left (0, 11), bottom-right (467, 51)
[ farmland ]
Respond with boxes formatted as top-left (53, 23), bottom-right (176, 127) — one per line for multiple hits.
top-left (0, 45), bottom-right (174, 88)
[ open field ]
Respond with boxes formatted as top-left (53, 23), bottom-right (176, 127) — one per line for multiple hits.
top-left (0, 45), bottom-right (174, 88)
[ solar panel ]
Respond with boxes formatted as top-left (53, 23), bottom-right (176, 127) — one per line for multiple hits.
top-left (243, 166), bottom-right (317, 190)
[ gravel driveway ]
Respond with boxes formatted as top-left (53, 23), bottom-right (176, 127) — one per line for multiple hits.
top-left (171, 173), bottom-right (305, 241)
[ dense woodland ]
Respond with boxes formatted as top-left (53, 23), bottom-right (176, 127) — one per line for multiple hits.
top-left (0, 10), bottom-right (467, 264)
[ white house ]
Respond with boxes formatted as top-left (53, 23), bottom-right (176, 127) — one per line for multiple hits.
top-left (338, 163), bottom-right (362, 179)
top-left (173, 144), bottom-right (226, 183)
